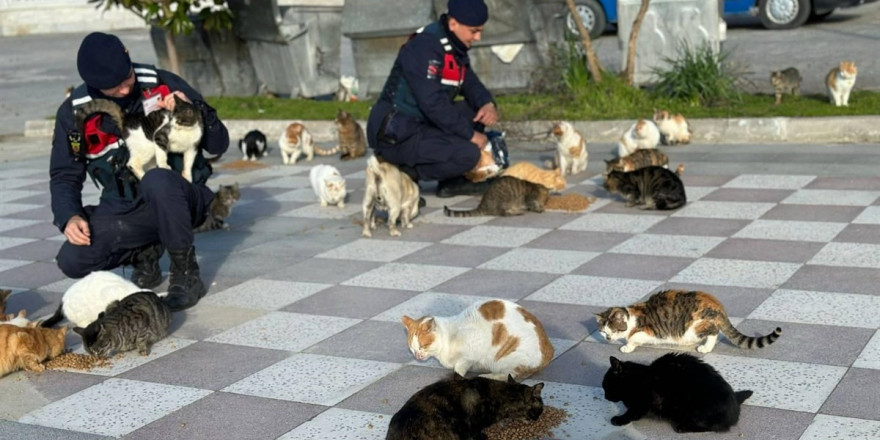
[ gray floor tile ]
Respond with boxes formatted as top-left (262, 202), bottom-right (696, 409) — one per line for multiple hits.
top-left (371, 292), bottom-right (495, 323)
top-left (806, 176), bottom-right (880, 190)
top-left (201, 278), bottom-right (330, 311)
top-left (819, 368), bottom-right (880, 421)
top-left (673, 201), bottom-right (776, 220)
top-left (524, 229), bottom-right (633, 251)
top-left (431, 269), bottom-right (559, 300)
top-left (1, 222), bottom-right (61, 240)
top-left (0, 421), bottom-right (110, 440)
top-left (263, 257), bottom-right (383, 284)
top-left (799, 415), bottom-right (880, 440)
top-left (316, 238), bottom-right (432, 262)
top-left (646, 217), bottom-right (750, 237)
top-left (702, 187), bottom-right (796, 203)
top-left (750, 289), bottom-right (880, 329)
top-left (336, 365), bottom-right (451, 415)
top-left (517, 300), bottom-right (603, 340)
top-left (761, 204), bottom-right (865, 222)
top-left (168, 304), bottom-right (266, 341)
top-left (560, 213), bottom-right (666, 233)
top-left (487, 210), bottom-right (590, 228)
top-left (733, 220), bottom-right (847, 242)
top-left (833, 224), bottom-right (880, 244)
top-left (811, 242), bottom-right (880, 269)
top-left (0, 239), bottom-right (60, 261)
top-left (854, 330), bottom-right (880, 370)
top-left (277, 408), bottom-right (389, 440)
top-left (282, 285), bottom-right (417, 320)
top-left (526, 275), bottom-right (663, 306)
top-left (706, 238), bottom-right (825, 263)
top-left (678, 174), bottom-right (735, 187)
top-left (342, 263), bottom-right (469, 291)
top-left (783, 265), bottom-right (880, 296)
top-left (628, 405), bottom-right (814, 440)
top-left (0, 262), bottom-right (65, 289)
top-left (305, 320), bottom-right (414, 364)
top-left (573, 253), bottom-right (695, 281)
top-left (206, 311), bottom-right (360, 352)
top-left (394, 243), bottom-right (507, 268)
top-left (609, 234), bottom-right (725, 258)
top-left (852, 206), bottom-right (880, 224)
top-left (199, 251), bottom-right (301, 280)
top-left (442, 225), bottom-right (551, 248)
top-left (123, 392), bottom-right (324, 440)
top-left (479, 247), bottom-right (599, 274)
top-left (671, 258), bottom-right (801, 289)
top-left (119, 341), bottom-right (292, 390)
top-left (782, 189), bottom-right (880, 206)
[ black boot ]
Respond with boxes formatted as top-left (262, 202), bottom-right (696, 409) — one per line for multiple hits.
top-left (436, 176), bottom-right (493, 198)
top-left (130, 242), bottom-right (164, 289)
top-left (163, 246), bottom-right (207, 312)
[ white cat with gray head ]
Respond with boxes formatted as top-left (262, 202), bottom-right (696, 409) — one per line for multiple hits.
top-left (309, 164), bottom-right (347, 208)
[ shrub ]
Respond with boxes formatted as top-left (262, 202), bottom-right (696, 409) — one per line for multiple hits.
top-left (652, 43), bottom-right (744, 107)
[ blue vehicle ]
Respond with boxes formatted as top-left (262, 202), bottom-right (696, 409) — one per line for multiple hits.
top-left (565, 0), bottom-right (877, 39)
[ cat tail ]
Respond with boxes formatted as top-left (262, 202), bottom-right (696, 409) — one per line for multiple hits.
top-left (74, 99), bottom-right (124, 133)
top-left (313, 145), bottom-right (340, 156)
top-left (720, 318), bottom-right (782, 349)
top-left (443, 206), bottom-right (484, 217)
top-left (40, 302), bottom-right (65, 328)
top-left (735, 390), bottom-right (753, 404)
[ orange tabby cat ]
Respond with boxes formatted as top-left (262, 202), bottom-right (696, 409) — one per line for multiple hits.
top-left (502, 161), bottom-right (566, 191)
top-left (464, 148), bottom-right (502, 183)
top-left (0, 325), bottom-right (67, 377)
top-left (826, 61), bottom-right (857, 107)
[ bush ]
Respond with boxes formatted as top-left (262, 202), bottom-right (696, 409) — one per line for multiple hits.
top-left (652, 43), bottom-right (744, 107)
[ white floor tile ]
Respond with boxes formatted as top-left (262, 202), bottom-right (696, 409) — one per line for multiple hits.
top-left (671, 258), bottom-right (801, 289)
top-left (478, 248), bottom-right (599, 274)
top-left (799, 415), bottom-right (880, 440)
top-left (206, 311), bottom-right (360, 351)
top-left (809, 242), bottom-right (880, 268)
top-left (525, 275), bottom-right (662, 306)
top-left (852, 206), bottom-right (880, 224)
top-left (0, 236), bottom-right (36, 251)
top-left (317, 239), bottom-right (432, 262)
top-left (528, 381), bottom-right (634, 439)
top-left (342, 263), bottom-right (470, 291)
top-left (733, 220), bottom-right (847, 242)
top-left (250, 175), bottom-right (311, 189)
top-left (559, 213), bottom-right (665, 233)
top-left (280, 202), bottom-right (361, 219)
top-left (750, 290), bottom-right (880, 329)
top-left (372, 292), bottom-right (495, 322)
top-left (202, 279), bottom-right (331, 310)
top-left (609, 234), bottom-right (725, 258)
top-left (0, 219), bottom-right (41, 233)
top-left (57, 338), bottom-right (197, 376)
top-left (673, 201), bottom-right (776, 220)
top-left (782, 190), bottom-right (880, 206)
top-left (853, 330), bottom-right (880, 370)
top-left (277, 408), bottom-right (387, 440)
top-left (723, 175), bottom-right (816, 189)
top-left (442, 225), bottom-right (550, 248)
top-left (0, 203), bottom-right (41, 216)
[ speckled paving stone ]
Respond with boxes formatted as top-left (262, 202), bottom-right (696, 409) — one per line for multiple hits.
top-left (342, 263), bottom-right (469, 291)
top-left (749, 290), bottom-right (880, 329)
top-left (808, 242), bottom-right (880, 268)
top-left (276, 408), bottom-right (388, 440)
top-left (559, 213), bottom-right (666, 233)
top-left (673, 201), bottom-right (776, 220)
top-left (200, 279), bottom-right (330, 311)
top-left (723, 174), bottom-right (816, 189)
top-left (799, 415), bottom-right (880, 440)
top-left (782, 189), bottom-right (880, 206)
top-left (478, 247), bottom-right (599, 274)
top-left (206, 311), bottom-right (360, 352)
top-left (372, 292), bottom-right (495, 322)
top-left (732, 219), bottom-right (847, 242)
top-left (441, 225), bottom-right (550, 248)
top-left (853, 330), bottom-right (880, 370)
top-left (316, 239), bottom-right (432, 262)
top-left (608, 234), bottom-right (725, 258)
top-left (671, 258), bottom-right (801, 289)
top-left (525, 275), bottom-right (662, 306)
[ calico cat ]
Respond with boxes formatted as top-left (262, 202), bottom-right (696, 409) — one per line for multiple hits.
top-left (502, 161), bottom-right (566, 191)
top-left (309, 164), bottom-right (347, 208)
top-left (42, 271), bottom-right (143, 329)
top-left (770, 67), bottom-right (802, 106)
top-left (362, 156), bottom-right (420, 238)
top-left (2, 310), bottom-right (37, 328)
top-left (618, 119), bottom-right (660, 158)
top-left (239, 129), bottom-right (268, 161)
top-left (194, 183), bottom-right (241, 232)
top-left (75, 95), bottom-right (203, 182)
top-left (826, 61), bottom-right (858, 107)
top-left (402, 299), bottom-right (554, 380)
top-left (334, 109), bottom-right (367, 161)
top-left (605, 148), bottom-right (669, 173)
top-left (603, 354), bottom-right (753, 433)
top-left (0, 325), bottom-right (67, 377)
top-left (386, 374), bottom-right (545, 440)
top-left (603, 166), bottom-right (686, 210)
top-left (443, 176), bottom-right (550, 218)
top-left (73, 290), bottom-right (171, 357)
top-left (595, 289), bottom-right (782, 354)
top-left (548, 121), bottom-right (588, 176)
top-left (652, 110), bottom-right (692, 145)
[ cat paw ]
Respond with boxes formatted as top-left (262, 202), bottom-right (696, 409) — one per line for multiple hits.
top-left (405, 223), bottom-right (414, 229)
top-left (389, 228), bottom-right (401, 237)
top-left (619, 345), bottom-right (635, 353)
top-left (610, 416), bottom-right (630, 426)
top-left (337, 202), bottom-right (345, 208)
top-left (696, 345), bottom-right (713, 354)
top-left (320, 200), bottom-right (328, 207)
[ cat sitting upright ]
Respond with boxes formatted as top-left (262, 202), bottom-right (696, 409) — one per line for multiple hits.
top-left (278, 122), bottom-right (338, 165)
top-left (309, 164), bottom-right (347, 208)
top-left (239, 129), bottom-right (268, 161)
top-left (386, 374), bottom-right (544, 440)
top-left (194, 183), bottom-right (241, 232)
top-left (334, 109), bottom-right (368, 161)
top-left (826, 61), bottom-right (858, 107)
top-left (618, 119), bottom-right (660, 158)
top-left (41, 271), bottom-right (144, 329)
top-left (595, 289), bottom-right (782, 354)
top-left (603, 354), bottom-right (752, 433)
top-left (401, 299), bottom-right (554, 380)
top-left (652, 110), bottom-right (692, 145)
top-left (362, 156), bottom-right (420, 238)
top-left (548, 121), bottom-right (588, 176)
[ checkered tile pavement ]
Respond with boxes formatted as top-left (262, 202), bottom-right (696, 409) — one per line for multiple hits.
top-left (1, 140), bottom-right (879, 440)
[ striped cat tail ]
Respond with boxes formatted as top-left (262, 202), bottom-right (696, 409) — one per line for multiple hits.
top-left (313, 145), bottom-right (341, 156)
top-left (443, 206), bottom-right (481, 217)
top-left (75, 99), bottom-right (124, 133)
top-left (720, 318), bottom-right (782, 349)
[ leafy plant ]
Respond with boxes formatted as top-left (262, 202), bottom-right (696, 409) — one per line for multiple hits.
top-left (651, 42), bottom-right (744, 107)
top-left (89, 0), bottom-right (233, 35)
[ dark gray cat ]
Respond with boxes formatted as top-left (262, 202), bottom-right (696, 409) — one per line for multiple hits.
top-left (386, 374), bottom-right (545, 440)
top-left (195, 182), bottom-right (241, 232)
top-left (73, 290), bottom-right (171, 357)
top-left (770, 67), bottom-right (802, 105)
top-left (603, 166), bottom-right (686, 210)
top-left (443, 176), bottom-right (550, 217)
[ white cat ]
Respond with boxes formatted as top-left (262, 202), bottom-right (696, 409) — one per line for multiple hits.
top-left (279, 122), bottom-right (315, 165)
top-left (309, 164), bottom-right (347, 208)
top-left (548, 121), bottom-right (588, 176)
top-left (41, 271), bottom-right (147, 328)
top-left (401, 299), bottom-right (555, 381)
top-left (826, 61), bottom-right (858, 107)
top-left (618, 118), bottom-right (660, 158)
top-left (2, 310), bottom-right (35, 327)
top-left (653, 110), bottom-right (692, 145)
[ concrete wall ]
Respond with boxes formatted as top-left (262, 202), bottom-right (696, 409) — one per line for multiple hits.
top-left (0, 0), bottom-right (147, 36)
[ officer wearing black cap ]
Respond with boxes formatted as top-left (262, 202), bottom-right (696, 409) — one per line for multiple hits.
top-left (367, 0), bottom-right (504, 197)
top-left (49, 32), bottom-right (229, 312)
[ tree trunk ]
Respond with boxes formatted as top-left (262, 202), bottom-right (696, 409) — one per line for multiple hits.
top-left (623, 0), bottom-right (651, 86)
top-left (564, 0), bottom-right (603, 84)
top-left (164, 29), bottom-right (181, 75)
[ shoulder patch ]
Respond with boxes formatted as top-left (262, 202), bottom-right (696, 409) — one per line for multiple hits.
top-left (427, 59), bottom-right (441, 79)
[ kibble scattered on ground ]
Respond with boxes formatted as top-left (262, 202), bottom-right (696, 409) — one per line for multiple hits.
top-left (484, 406), bottom-right (569, 440)
top-left (45, 351), bottom-right (112, 371)
top-left (545, 193), bottom-right (595, 213)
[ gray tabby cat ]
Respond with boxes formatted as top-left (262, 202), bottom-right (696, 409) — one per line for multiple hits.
top-left (443, 176), bottom-right (550, 217)
top-left (770, 67), bottom-right (802, 105)
top-left (604, 166), bottom-right (686, 210)
top-left (73, 291), bottom-right (171, 357)
top-left (194, 183), bottom-right (241, 232)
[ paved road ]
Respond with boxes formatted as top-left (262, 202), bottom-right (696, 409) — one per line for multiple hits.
top-left (0, 2), bottom-right (877, 136)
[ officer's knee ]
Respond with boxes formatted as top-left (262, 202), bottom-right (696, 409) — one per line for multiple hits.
top-left (140, 168), bottom-right (180, 201)
top-left (56, 244), bottom-right (91, 279)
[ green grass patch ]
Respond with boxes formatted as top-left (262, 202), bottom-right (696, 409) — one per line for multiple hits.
top-left (207, 96), bottom-right (373, 121)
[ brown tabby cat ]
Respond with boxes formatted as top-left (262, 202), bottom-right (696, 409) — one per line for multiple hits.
top-left (0, 325), bottom-right (68, 377)
top-left (605, 149), bottom-right (669, 173)
top-left (443, 176), bottom-right (550, 218)
top-left (603, 166), bottom-right (686, 210)
top-left (194, 183), bottom-right (241, 232)
top-left (335, 109), bottom-right (367, 161)
top-left (502, 161), bottom-right (566, 191)
top-left (770, 67), bottom-right (802, 105)
top-left (595, 289), bottom-right (782, 354)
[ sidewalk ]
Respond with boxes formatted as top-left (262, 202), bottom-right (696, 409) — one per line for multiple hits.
top-left (0, 136), bottom-right (878, 439)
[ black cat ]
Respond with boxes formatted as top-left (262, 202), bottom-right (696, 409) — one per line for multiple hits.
top-left (602, 354), bottom-right (752, 433)
top-left (386, 374), bottom-right (544, 440)
top-left (239, 129), bottom-right (268, 161)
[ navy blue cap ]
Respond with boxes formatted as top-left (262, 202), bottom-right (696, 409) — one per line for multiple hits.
top-left (448, 0), bottom-right (489, 26)
top-left (77, 32), bottom-right (133, 90)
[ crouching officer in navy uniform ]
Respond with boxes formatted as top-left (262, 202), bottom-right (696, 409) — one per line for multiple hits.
top-left (367, 0), bottom-right (501, 197)
top-left (49, 32), bottom-right (229, 312)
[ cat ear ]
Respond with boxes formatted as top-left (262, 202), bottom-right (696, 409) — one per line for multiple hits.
top-left (98, 312), bottom-right (105, 320)
top-left (401, 315), bottom-right (414, 327)
top-left (531, 382), bottom-right (545, 396)
top-left (610, 356), bottom-right (623, 371)
top-left (423, 317), bottom-right (436, 331)
top-left (73, 327), bottom-right (85, 336)
top-left (507, 374), bottom-right (517, 384)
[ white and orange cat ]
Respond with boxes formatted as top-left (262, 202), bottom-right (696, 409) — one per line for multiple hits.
top-left (826, 61), bottom-right (857, 107)
top-left (548, 121), bottom-right (588, 176)
top-left (279, 122), bottom-right (338, 165)
top-left (502, 161), bottom-right (566, 191)
top-left (653, 110), bottom-right (692, 145)
top-left (464, 147), bottom-right (503, 183)
top-left (618, 119), bottom-right (660, 158)
top-left (402, 299), bottom-right (554, 380)
top-left (0, 325), bottom-right (67, 377)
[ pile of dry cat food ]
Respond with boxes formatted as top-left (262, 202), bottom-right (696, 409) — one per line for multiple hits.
top-left (545, 194), bottom-right (595, 213)
top-left (215, 160), bottom-right (268, 171)
top-left (484, 406), bottom-right (569, 440)
top-left (45, 351), bottom-right (111, 371)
